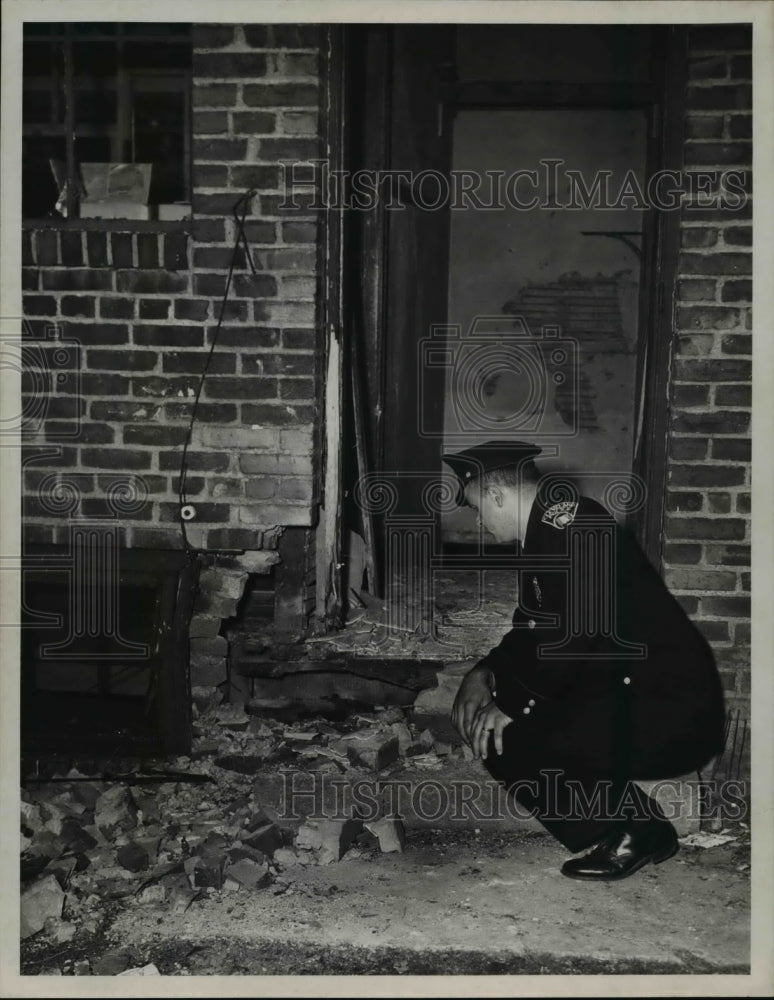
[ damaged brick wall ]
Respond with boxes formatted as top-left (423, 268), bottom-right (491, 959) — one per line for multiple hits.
top-left (664, 25), bottom-right (751, 727)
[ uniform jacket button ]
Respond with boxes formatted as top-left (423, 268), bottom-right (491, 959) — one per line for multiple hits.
top-left (527, 619), bottom-right (536, 629)
top-left (528, 699), bottom-right (535, 707)
top-left (623, 676), bottom-right (631, 685)
top-left (523, 706), bottom-right (531, 715)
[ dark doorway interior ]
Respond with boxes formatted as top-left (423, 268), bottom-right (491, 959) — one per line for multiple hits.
top-left (338, 23), bottom-right (684, 605)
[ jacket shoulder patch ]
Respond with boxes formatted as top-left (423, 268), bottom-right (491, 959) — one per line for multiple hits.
top-left (542, 501), bottom-right (578, 529)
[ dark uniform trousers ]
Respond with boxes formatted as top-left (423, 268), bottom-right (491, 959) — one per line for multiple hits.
top-left (477, 495), bottom-right (726, 853)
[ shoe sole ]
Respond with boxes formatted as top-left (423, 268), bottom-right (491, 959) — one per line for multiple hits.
top-left (561, 841), bottom-right (679, 882)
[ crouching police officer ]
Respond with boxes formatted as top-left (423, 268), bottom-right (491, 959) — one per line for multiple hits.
top-left (445, 441), bottom-right (725, 881)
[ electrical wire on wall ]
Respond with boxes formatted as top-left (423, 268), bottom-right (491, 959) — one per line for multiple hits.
top-left (177, 189), bottom-right (258, 550)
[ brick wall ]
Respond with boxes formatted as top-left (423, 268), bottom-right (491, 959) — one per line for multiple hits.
top-left (664, 24), bottom-right (752, 721)
top-left (21, 23), bottom-right (323, 563)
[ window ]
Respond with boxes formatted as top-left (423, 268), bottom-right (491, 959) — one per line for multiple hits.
top-left (22, 22), bottom-right (191, 220)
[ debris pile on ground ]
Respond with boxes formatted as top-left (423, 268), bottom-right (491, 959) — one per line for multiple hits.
top-left (19, 699), bottom-right (469, 956)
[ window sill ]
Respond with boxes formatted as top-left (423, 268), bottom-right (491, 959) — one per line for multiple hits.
top-left (22, 218), bottom-right (192, 234)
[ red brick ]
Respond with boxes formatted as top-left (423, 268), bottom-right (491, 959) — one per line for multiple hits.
top-left (232, 273), bottom-right (278, 297)
top-left (191, 25), bottom-right (235, 48)
top-left (193, 138), bottom-right (248, 161)
top-left (193, 84), bottom-right (238, 108)
top-left (162, 352), bottom-right (235, 374)
top-left (684, 142), bottom-right (751, 166)
top-left (666, 516), bottom-right (746, 540)
top-left (242, 220), bottom-right (277, 243)
top-left (61, 295), bottom-right (96, 319)
top-left (720, 279), bottom-right (751, 302)
top-left (41, 269), bottom-right (112, 292)
top-left (720, 334), bottom-right (751, 355)
top-left (194, 273), bottom-right (228, 296)
top-left (210, 326), bottom-right (280, 348)
top-left (232, 112), bottom-right (276, 133)
top-left (87, 350), bottom-right (158, 371)
top-left (688, 55), bottom-right (727, 79)
top-left (191, 218), bottom-right (227, 243)
top-left (671, 410), bottom-right (749, 434)
top-left (668, 437), bottom-right (708, 460)
top-left (243, 83), bottom-right (319, 107)
top-left (159, 451), bottom-right (230, 472)
top-left (672, 384), bottom-right (709, 407)
top-left (60, 230), bottom-right (84, 266)
top-left (688, 25), bottom-right (751, 49)
top-left (722, 226), bottom-right (752, 246)
top-left (203, 377), bottom-right (277, 400)
top-left (133, 324), bottom-right (203, 347)
top-left (729, 54), bottom-right (752, 79)
top-left (35, 231), bottom-right (58, 265)
top-left (241, 402), bottom-right (315, 425)
top-left (678, 252), bottom-right (751, 276)
top-left (115, 271), bottom-right (188, 295)
top-left (22, 269), bottom-right (39, 291)
top-left (711, 436), bottom-right (750, 459)
top-left (706, 492), bottom-right (732, 513)
top-left (137, 233), bottom-right (159, 269)
top-left (193, 52), bottom-right (267, 77)
top-left (686, 84), bottom-right (751, 111)
top-left (230, 165), bottom-right (281, 189)
top-left (139, 299), bottom-right (170, 320)
top-left (81, 448), bottom-right (151, 470)
top-left (86, 231), bottom-right (108, 267)
top-left (133, 376), bottom-right (199, 398)
top-left (111, 233), bottom-right (134, 267)
top-left (728, 115), bottom-right (752, 139)
top-left (680, 226), bottom-right (717, 249)
top-left (164, 402), bottom-right (237, 423)
top-left (163, 234), bottom-right (189, 270)
top-left (669, 464), bottom-right (746, 487)
top-left (193, 110), bottom-right (230, 134)
top-left (279, 378), bottom-right (315, 400)
top-left (60, 322), bottom-right (129, 346)
top-left (91, 400), bottom-right (162, 421)
top-left (663, 543), bottom-right (703, 565)
top-left (52, 372), bottom-right (122, 400)
top-left (207, 528), bottom-right (261, 550)
top-left (664, 568), bottom-right (737, 591)
top-left (685, 115), bottom-right (724, 139)
top-left (674, 358), bottom-right (751, 381)
top-left (23, 294), bottom-right (57, 316)
top-left (100, 297), bottom-right (135, 319)
top-left (123, 425), bottom-right (189, 446)
top-left (700, 596), bottom-right (750, 616)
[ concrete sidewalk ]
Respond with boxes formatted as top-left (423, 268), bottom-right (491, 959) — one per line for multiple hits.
top-left (28, 826), bottom-right (748, 976)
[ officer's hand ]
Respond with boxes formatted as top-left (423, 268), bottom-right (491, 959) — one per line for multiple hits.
top-left (470, 701), bottom-right (514, 759)
top-left (451, 665), bottom-right (495, 747)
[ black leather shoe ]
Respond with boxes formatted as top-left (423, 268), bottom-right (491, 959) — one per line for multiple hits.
top-left (561, 820), bottom-right (679, 881)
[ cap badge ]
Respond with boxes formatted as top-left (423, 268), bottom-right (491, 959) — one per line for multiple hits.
top-left (542, 501), bottom-right (578, 529)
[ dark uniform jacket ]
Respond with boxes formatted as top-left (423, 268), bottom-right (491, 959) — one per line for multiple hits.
top-left (476, 494), bottom-right (725, 777)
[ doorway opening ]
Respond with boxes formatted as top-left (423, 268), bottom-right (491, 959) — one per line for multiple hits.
top-left (324, 23), bottom-right (683, 644)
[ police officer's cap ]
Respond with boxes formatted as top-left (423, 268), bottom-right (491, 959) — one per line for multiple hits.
top-left (442, 440), bottom-right (542, 507)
